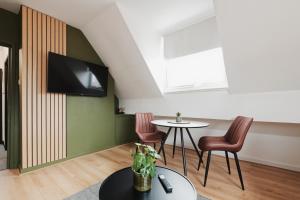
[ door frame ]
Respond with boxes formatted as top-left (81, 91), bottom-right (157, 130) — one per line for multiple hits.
top-left (0, 68), bottom-right (3, 146)
top-left (0, 41), bottom-right (20, 169)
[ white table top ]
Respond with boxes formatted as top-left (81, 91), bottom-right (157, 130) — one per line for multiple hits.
top-left (151, 120), bottom-right (209, 128)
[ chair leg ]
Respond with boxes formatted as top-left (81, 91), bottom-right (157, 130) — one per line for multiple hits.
top-left (161, 141), bottom-right (167, 165)
top-left (204, 151), bottom-right (212, 187)
top-left (197, 150), bottom-right (204, 170)
top-left (233, 152), bottom-right (245, 190)
top-left (158, 127), bottom-right (172, 154)
top-left (153, 143), bottom-right (156, 150)
top-left (172, 128), bottom-right (177, 158)
top-left (225, 151), bottom-right (231, 174)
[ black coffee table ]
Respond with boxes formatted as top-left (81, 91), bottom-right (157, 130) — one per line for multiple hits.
top-left (99, 166), bottom-right (197, 200)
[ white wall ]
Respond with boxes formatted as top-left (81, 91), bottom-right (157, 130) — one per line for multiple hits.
top-left (0, 46), bottom-right (8, 144)
top-left (215, 0), bottom-right (300, 93)
top-left (156, 117), bottom-right (300, 172)
top-left (0, 47), bottom-right (8, 67)
top-left (121, 89), bottom-right (300, 172)
top-left (121, 90), bottom-right (300, 124)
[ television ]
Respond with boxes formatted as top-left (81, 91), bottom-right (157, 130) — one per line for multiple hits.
top-left (47, 52), bottom-right (108, 97)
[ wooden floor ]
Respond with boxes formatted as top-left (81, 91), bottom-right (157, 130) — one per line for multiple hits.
top-left (0, 143), bottom-right (299, 200)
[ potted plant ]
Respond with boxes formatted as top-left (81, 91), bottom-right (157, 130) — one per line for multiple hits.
top-left (131, 143), bottom-right (160, 192)
top-left (176, 112), bottom-right (182, 122)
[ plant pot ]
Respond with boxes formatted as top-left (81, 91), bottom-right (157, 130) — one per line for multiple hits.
top-left (133, 171), bottom-right (152, 192)
top-left (176, 116), bottom-right (182, 122)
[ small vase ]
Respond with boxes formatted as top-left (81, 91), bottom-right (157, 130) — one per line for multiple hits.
top-left (133, 171), bottom-right (152, 192)
top-left (176, 116), bottom-right (182, 122)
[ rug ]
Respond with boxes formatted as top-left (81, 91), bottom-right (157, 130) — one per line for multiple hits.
top-left (65, 182), bottom-right (210, 200)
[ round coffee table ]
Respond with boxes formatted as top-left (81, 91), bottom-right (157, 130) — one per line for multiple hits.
top-left (99, 166), bottom-right (197, 200)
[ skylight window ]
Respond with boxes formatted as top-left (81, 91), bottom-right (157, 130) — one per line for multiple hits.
top-left (165, 47), bottom-right (228, 92)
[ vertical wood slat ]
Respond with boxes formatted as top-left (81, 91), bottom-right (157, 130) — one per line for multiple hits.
top-left (21, 5), bottom-right (67, 169)
top-left (27, 7), bottom-right (33, 168)
top-left (58, 21), bottom-right (63, 160)
top-left (46, 15), bottom-right (51, 163)
top-left (21, 6), bottom-right (28, 169)
top-left (54, 19), bottom-right (59, 161)
top-left (37, 12), bottom-right (42, 165)
top-left (50, 17), bottom-right (55, 162)
top-left (41, 13), bottom-right (47, 164)
top-left (62, 23), bottom-right (67, 159)
top-left (32, 9), bottom-right (37, 167)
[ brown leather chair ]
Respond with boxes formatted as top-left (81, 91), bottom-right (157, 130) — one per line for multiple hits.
top-left (197, 116), bottom-right (253, 190)
top-left (135, 113), bottom-right (167, 165)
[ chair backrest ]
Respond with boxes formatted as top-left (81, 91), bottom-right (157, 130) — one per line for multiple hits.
top-left (224, 116), bottom-right (253, 152)
top-left (135, 113), bottom-right (157, 135)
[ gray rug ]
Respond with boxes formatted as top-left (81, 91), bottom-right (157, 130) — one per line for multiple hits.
top-left (65, 182), bottom-right (209, 200)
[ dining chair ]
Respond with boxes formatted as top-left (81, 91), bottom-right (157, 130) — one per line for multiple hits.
top-left (197, 116), bottom-right (253, 190)
top-left (135, 113), bottom-right (167, 165)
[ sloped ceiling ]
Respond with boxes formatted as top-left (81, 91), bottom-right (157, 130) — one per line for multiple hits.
top-left (82, 3), bottom-right (162, 98)
top-left (0, 0), bottom-right (117, 27)
top-left (215, 0), bottom-right (300, 93)
top-left (1, 0), bottom-right (300, 99)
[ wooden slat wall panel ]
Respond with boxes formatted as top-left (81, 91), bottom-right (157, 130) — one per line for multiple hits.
top-left (41, 13), bottom-right (47, 164)
top-left (62, 23), bottom-right (67, 159)
top-left (59, 21), bottom-right (63, 160)
top-left (54, 19), bottom-right (59, 161)
top-left (46, 15), bottom-right (51, 163)
top-left (50, 17), bottom-right (55, 162)
top-left (37, 12), bottom-right (42, 166)
top-left (21, 5), bottom-right (67, 169)
top-left (27, 8), bottom-right (33, 168)
top-left (21, 6), bottom-right (28, 168)
top-left (32, 9), bottom-right (37, 167)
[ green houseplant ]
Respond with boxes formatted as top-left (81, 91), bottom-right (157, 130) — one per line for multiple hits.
top-left (131, 143), bottom-right (160, 192)
top-left (176, 112), bottom-right (182, 122)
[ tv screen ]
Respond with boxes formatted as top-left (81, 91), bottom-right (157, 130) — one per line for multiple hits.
top-left (47, 52), bottom-right (108, 97)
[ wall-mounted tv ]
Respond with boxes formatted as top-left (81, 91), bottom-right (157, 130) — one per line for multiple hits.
top-left (47, 52), bottom-right (108, 97)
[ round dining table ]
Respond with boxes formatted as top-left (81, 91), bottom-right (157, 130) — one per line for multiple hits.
top-left (151, 120), bottom-right (209, 176)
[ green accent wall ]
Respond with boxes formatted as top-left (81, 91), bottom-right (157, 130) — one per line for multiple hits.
top-left (0, 8), bottom-right (20, 169)
top-left (66, 26), bottom-right (117, 158)
top-left (67, 82), bottom-right (116, 158)
top-left (0, 8), bottom-right (19, 45)
top-left (66, 26), bottom-right (104, 66)
top-left (115, 114), bottom-right (136, 145)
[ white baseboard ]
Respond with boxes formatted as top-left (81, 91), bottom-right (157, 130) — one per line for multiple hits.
top-left (166, 142), bottom-right (300, 172)
top-left (233, 154), bottom-right (300, 172)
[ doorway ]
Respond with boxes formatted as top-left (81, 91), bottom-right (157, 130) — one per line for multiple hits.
top-left (0, 46), bottom-right (9, 170)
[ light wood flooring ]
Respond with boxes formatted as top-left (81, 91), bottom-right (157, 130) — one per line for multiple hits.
top-left (0, 143), bottom-right (299, 200)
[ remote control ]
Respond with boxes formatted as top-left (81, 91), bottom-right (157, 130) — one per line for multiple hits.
top-left (158, 174), bottom-right (173, 193)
